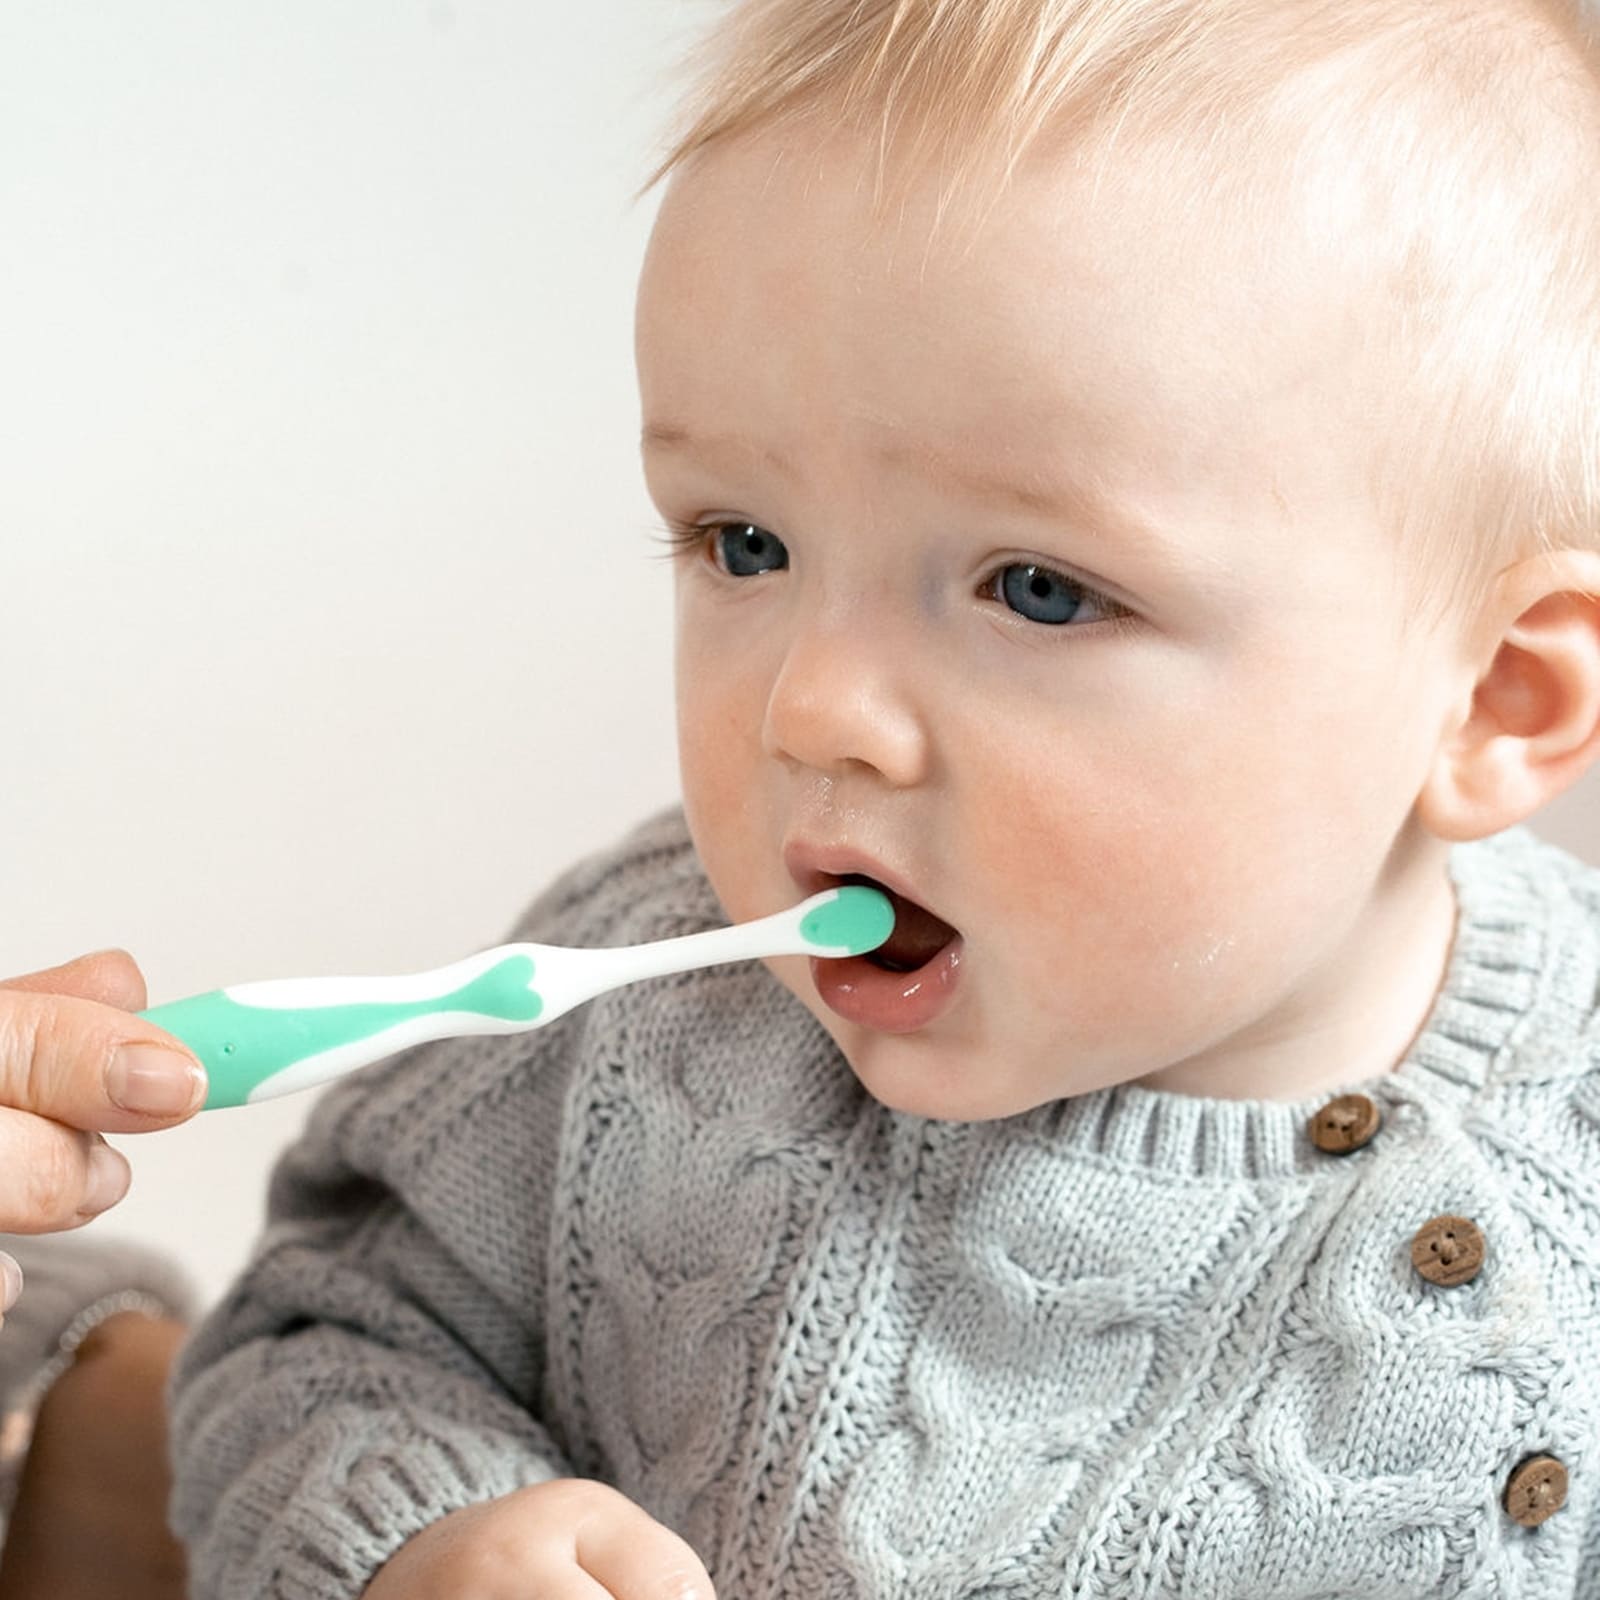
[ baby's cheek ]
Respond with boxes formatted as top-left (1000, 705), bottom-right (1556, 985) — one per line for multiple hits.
top-left (675, 648), bottom-right (755, 801)
top-left (672, 678), bottom-right (784, 934)
top-left (972, 741), bottom-right (1227, 929)
top-left (974, 755), bottom-right (1311, 1040)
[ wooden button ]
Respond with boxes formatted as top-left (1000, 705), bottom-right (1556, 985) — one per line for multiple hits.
top-left (1504, 1455), bottom-right (1568, 1527)
top-left (1410, 1214), bottom-right (1486, 1287)
top-left (1308, 1093), bottom-right (1382, 1154)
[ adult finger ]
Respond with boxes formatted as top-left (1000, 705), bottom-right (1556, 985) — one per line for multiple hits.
top-left (0, 948), bottom-right (149, 1011)
top-left (0, 986), bottom-right (206, 1135)
top-left (0, 1112), bottom-right (131, 1235)
top-left (0, 1249), bottom-right (21, 1329)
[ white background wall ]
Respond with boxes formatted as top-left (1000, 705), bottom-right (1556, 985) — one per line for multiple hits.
top-left (1, 0), bottom-right (697, 1306)
top-left (3, 1), bottom-right (1597, 1309)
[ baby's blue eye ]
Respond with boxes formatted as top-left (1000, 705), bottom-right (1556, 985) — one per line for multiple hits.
top-left (714, 523), bottom-right (788, 577)
top-left (994, 563), bottom-right (1109, 626)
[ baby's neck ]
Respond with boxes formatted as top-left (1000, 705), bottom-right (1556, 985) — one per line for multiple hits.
top-left (1135, 832), bottom-right (1460, 1104)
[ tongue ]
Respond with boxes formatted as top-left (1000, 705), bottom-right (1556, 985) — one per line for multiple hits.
top-left (871, 887), bottom-right (958, 970)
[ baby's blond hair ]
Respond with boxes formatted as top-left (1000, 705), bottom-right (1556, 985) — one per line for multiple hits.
top-left (640, 0), bottom-right (1600, 621)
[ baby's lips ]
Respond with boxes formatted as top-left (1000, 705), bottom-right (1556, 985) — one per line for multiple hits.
top-left (783, 838), bottom-right (955, 931)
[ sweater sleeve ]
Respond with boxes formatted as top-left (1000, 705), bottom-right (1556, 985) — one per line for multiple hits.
top-left (167, 817), bottom-right (683, 1600)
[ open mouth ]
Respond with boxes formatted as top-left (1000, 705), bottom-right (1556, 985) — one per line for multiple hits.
top-left (832, 872), bottom-right (961, 972)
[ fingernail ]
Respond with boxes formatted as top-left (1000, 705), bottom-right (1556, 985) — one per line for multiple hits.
top-left (81, 1141), bottom-right (131, 1217)
top-left (0, 1253), bottom-right (21, 1313)
top-left (109, 1045), bottom-right (206, 1116)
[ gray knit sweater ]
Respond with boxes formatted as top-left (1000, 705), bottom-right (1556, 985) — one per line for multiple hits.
top-left (168, 806), bottom-right (1600, 1599)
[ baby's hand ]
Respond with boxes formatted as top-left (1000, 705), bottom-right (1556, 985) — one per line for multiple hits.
top-left (362, 1478), bottom-right (716, 1600)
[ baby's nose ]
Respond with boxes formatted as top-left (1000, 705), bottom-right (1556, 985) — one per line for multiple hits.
top-left (760, 619), bottom-right (931, 788)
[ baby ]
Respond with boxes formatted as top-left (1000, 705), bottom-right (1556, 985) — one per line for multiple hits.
top-left (169, 0), bottom-right (1600, 1595)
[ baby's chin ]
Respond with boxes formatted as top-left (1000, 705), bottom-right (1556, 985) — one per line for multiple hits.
top-left (765, 945), bottom-right (1168, 1121)
top-left (842, 1040), bottom-right (1072, 1124)
top-left (787, 996), bottom-right (1058, 1124)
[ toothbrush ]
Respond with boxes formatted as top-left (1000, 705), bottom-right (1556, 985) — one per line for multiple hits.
top-left (138, 885), bottom-right (893, 1110)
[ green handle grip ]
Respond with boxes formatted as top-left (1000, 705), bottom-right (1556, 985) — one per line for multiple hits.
top-left (139, 954), bottom-right (542, 1109)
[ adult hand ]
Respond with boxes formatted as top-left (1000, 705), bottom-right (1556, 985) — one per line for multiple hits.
top-left (0, 950), bottom-right (206, 1310)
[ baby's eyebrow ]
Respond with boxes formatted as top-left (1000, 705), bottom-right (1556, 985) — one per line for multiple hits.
top-left (642, 421), bottom-right (798, 481)
top-left (642, 418), bottom-right (1191, 568)
top-left (644, 419), bottom-right (1081, 514)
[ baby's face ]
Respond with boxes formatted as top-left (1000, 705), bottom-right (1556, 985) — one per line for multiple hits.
top-left (636, 121), bottom-right (1468, 1119)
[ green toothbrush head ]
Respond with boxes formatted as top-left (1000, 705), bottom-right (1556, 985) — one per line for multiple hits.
top-left (799, 884), bottom-right (895, 957)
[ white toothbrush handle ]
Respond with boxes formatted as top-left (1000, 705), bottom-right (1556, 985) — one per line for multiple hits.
top-left (139, 886), bottom-right (892, 1108)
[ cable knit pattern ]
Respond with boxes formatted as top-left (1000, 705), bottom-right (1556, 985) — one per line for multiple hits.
top-left (169, 807), bottom-right (1600, 1599)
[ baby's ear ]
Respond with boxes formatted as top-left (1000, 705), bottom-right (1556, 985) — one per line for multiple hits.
top-left (1417, 549), bottom-right (1600, 842)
